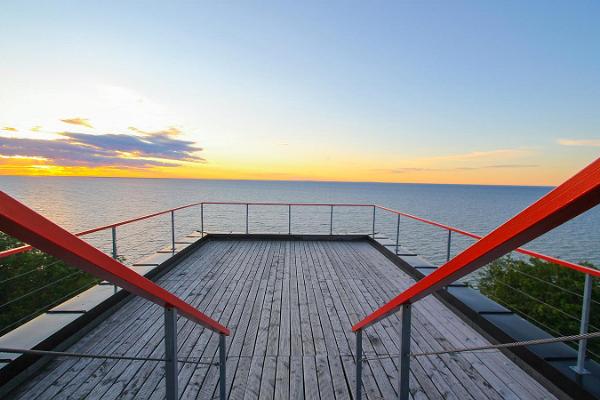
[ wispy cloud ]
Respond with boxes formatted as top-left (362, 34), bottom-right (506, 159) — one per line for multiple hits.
top-left (2, 127), bottom-right (17, 132)
top-left (380, 164), bottom-right (538, 174)
top-left (423, 148), bottom-right (532, 162)
top-left (61, 118), bottom-right (94, 129)
top-left (0, 130), bottom-right (204, 169)
top-left (62, 132), bottom-right (203, 161)
top-left (128, 126), bottom-right (181, 136)
top-left (557, 138), bottom-right (600, 147)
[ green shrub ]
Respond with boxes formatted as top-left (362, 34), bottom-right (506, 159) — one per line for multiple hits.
top-left (478, 256), bottom-right (599, 362)
top-left (0, 232), bottom-right (100, 335)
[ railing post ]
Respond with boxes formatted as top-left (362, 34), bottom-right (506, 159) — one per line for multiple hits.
top-left (111, 226), bottom-right (118, 293)
top-left (245, 203), bottom-right (249, 234)
top-left (330, 205), bottom-right (333, 235)
top-left (572, 274), bottom-right (592, 374)
top-left (288, 204), bottom-right (292, 235)
top-left (111, 226), bottom-right (117, 259)
top-left (200, 203), bottom-right (204, 235)
top-left (446, 230), bottom-right (452, 262)
top-left (355, 329), bottom-right (363, 400)
top-left (395, 214), bottom-right (400, 255)
top-left (164, 306), bottom-right (178, 400)
top-left (372, 206), bottom-right (376, 237)
top-left (399, 303), bottom-right (411, 400)
top-left (219, 333), bottom-right (227, 400)
top-left (171, 210), bottom-right (176, 253)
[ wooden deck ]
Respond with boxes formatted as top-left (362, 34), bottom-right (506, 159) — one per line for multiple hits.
top-left (9, 239), bottom-right (556, 399)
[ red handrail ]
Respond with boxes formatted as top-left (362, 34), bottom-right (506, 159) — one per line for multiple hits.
top-left (1, 199), bottom-right (596, 278)
top-left (374, 205), bottom-right (599, 276)
top-left (353, 157), bottom-right (600, 332)
top-left (0, 191), bottom-right (229, 335)
top-left (202, 201), bottom-right (373, 207)
top-left (0, 201), bottom-right (205, 258)
top-left (374, 205), bottom-right (480, 239)
top-left (0, 201), bottom-right (372, 259)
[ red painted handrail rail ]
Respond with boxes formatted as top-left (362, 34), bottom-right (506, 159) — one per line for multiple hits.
top-left (0, 201), bottom-right (373, 259)
top-left (1, 199), bottom-right (596, 277)
top-left (374, 205), bottom-right (481, 239)
top-left (202, 201), bottom-right (373, 207)
top-left (353, 157), bottom-right (600, 331)
top-left (0, 191), bottom-right (229, 335)
top-left (373, 205), bottom-right (599, 276)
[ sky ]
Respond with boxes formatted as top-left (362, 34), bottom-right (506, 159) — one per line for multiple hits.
top-left (0, 1), bottom-right (598, 185)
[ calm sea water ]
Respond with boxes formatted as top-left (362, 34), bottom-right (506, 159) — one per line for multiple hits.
top-left (1, 176), bottom-right (598, 267)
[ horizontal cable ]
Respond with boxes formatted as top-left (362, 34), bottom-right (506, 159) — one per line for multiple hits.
top-left (485, 292), bottom-right (600, 360)
top-left (507, 266), bottom-right (585, 299)
top-left (410, 331), bottom-right (600, 358)
top-left (0, 270), bottom-right (86, 310)
top-left (486, 293), bottom-right (570, 338)
top-left (353, 332), bottom-right (600, 361)
top-left (505, 264), bottom-right (600, 307)
top-left (491, 279), bottom-right (594, 327)
top-left (5, 343), bottom-right (597, 364)
top-left (0, 347), bottom-right (215, 365)
top-left (0, 280), bottom-right (99, 336)
top-left (0, 258), bottom-right (64, 284)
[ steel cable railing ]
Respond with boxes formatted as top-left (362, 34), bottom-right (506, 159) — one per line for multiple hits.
top-left (0, 270), bottom-right (87, 311)
top-left (1, 176), bottom-right (599, 398)
top-left (0, 258), bottom-right (66, 284)
top-left (0, 192), bottom-right (229, 400)
top-left (352, 157), bottom-right (600, 400)
top-left (0, 280), bottom-right (99, 336)
top-left (2, 200), bottom-right (597, 349)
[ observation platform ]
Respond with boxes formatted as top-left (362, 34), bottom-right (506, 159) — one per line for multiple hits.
top-left (7, 237), bottom-right (556, 400)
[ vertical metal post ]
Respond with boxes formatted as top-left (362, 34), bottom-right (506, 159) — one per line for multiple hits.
top-left (355, 329), bottom-right (363, 400)
top-left (399, 303), bottom-right (412, 400)
top-left (372, 206), bottom-right (376, 237)
top-left (395, 214), bottom-right (400, 255)
top-left (330, 205), bottom-right (333, 235)
top-left (245, 204), bottom-right (249, 234)
top-left (200, 203), bottom-right (204, 235)
top-left (111, 226), bottom-right (118, 293)
top-left (446, 230), bottom-right (452, 262)
top-left (219, 333), bottom-right (227, 400)
top-left (572, 274), bottom-right (592, 374)
top-left (171, 210), bottom-right (176, 253)
top-left (288, 204), bottom-right (292, 235)
top-left (164, 307), bottom-right (178, 400)
top-left (111, 226), bottom-right (117, 259)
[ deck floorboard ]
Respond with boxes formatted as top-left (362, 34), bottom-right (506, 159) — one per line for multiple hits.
top-left (9, 239), bottom-right (556, 400)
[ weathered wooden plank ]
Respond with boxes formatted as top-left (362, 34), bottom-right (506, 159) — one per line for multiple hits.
top-left (275, 355), bottom-right (290, 399)
top-left (10, 239), bottom-right (557, 400)
top-left (184, 241), bottom-right (267, 400)
top-left (289, 355), bottom-right (304, 400)
top-left (258, 356), bottom-right (277, 399)
top-left (124, 242), bottom-right (253, 400)
top-left (296, 241), bottom-right (315, 356)
top-left (317, 242), bottom-right (397, 400)
top-left (341, 241), bottom-right (534, 400)
top-left (14, 243), bottom-right (229, 400)
top-left (302, 355), bottom-right (320, 400)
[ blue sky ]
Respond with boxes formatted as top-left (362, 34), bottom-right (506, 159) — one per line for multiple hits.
top-left (0, 1), bottom-right (598, 184)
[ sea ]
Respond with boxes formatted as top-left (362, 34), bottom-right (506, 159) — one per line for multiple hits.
top-left (1, 176), bottom-right (598, 268)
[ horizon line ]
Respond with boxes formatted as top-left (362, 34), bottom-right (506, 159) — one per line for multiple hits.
top-left (0, 173), bottom-right (556, 189)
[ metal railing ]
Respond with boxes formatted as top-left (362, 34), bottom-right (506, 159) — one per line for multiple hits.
top-left (352, 157), bottom-right (600, 400)
top-left (2, 199), bottom-right (596, 275)
top-left (1, 164), bottom-right (599, 398)
top-left (2, 199), bottom-right (598, 367)
top-left (0, 192), bottom-right (229, 400)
